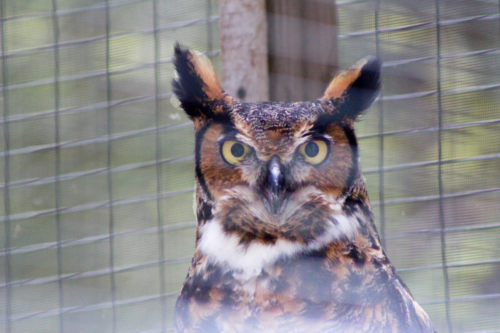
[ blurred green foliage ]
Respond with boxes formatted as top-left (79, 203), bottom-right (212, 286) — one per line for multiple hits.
top-left (0, 0), bottom-right (499, 332)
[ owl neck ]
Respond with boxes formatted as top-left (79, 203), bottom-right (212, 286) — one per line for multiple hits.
top-left (193, 176), bottom-right (384, 277)
top-left (341, 177), bottom-right (384, 253)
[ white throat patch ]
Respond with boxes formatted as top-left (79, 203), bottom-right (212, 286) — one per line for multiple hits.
top-left (197, 212), bottom-right (360, 277)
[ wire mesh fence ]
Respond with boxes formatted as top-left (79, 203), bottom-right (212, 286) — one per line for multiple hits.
top-left (0, 0), bottom-right (499, 332)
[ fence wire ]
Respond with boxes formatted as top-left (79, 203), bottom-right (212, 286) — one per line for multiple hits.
top-left (1, 0), bottom-right (500, 332)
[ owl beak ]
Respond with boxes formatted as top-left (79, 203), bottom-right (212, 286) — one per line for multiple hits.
top-left (265, 156), bottom-right (285, 214)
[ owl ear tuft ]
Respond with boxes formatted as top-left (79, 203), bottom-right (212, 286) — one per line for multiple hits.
top-left (172, 43), bottom-right (234, 120)
top-left (322, 56), bottom-right (381, 120)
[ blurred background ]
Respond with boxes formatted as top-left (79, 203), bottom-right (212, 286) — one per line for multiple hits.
top-left (0, 0), bottom-right (499, 332)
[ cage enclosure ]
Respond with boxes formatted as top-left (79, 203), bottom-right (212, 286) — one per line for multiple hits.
top-left (1, 0), bottom-right (499, 332)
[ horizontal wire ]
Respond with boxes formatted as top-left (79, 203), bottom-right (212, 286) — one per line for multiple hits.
top-left (382, 48), bottom-right (500, 68)
top-left (0, 51), bottom-right (219, 125)
top-left (0, 221), bottom-right (196, 257)
top-left (2, 284), bottom-right (499, 323)
top-left (2, 201), bottom-right (498, 258)
top-left (398, 258), bottom-right (500, 273)
top-left (2, 0), bottom-right (150, 22)
top-left (0, 186), bottom-right (497, 225)
top-left (134, 329), bottom-right (175, 333)
top-left (385, 223), bottom-right (500, 240)
top-left (0, 155), bottom-right (193, 190)
top-left (1, 256), bottom-right (498, 322)
top-left (0, 115), bottom-right (495, 174)
top-left (1, 207), bottom-right (498, 261)
top-left (2, 220), bottom-right (498, 259)
top-left (420, 292), bottom-right (500, 306)
top-left (2, 65), bottom-right (144, 93)
top-left (1, 12), bottom-right (495, 60)
top-left (1, 87), bottom-right (497, 160)
top-left (1, 68), bottom-right (106, 92)
top-left (363, 152), bottom-right (500, 174)
top-left (1, 186), bottom-right (497, 257)
top-left (0, 292), bottom-right (178, 323)
top-left (358, 118), bottom-right (500, 141)
top-left (0, 47), bottom-right (491, 97)
top-left (1, 1), bottom-right (496, 330)
top-left (0, 48), bottom-right (489, 125)
top-left (336, 0), bottom-right (371, 6)
top-left (339, 13), bottom-right (500, 40)
top-left (371, 187), bottom-right (500, 206)
top-left (0, 120), bottom-right (190, 158)
top-left (0, 49), bottom-right (220, 94)
top-left (0, 256), bottom-right (192, 290)
top-left (1, 150), bottom-right (497, 192)
top-left (0, 187), bottom-right (194, 223)
top-left (380, 83), bottom-right (500, 102)
top-left (0, 92), bottom-right (170, 125)
top-left (0, 16), bottom-right (219, 59)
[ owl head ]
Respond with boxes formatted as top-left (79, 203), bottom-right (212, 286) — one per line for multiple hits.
top-left (173, 44), bottom-right (381, 268)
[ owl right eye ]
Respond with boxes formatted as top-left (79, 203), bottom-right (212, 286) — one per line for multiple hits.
top-left (221, 140), bottom-right (252, 165)
top-left (298, 140), bottom-right (329, 165)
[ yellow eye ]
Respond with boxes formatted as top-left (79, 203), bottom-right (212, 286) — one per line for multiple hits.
top-left (299, 140), bottom-right (329, 165)
top-left (221, 140), bottom-right (251, 165)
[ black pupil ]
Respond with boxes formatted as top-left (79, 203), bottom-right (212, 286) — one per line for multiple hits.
top-left (231, 143), bottom-right (245, 158)
top-left (305, 142), bottom-right (319, 157)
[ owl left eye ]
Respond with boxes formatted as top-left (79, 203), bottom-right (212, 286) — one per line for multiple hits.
top-left (221, 140), bottom-right (252, 165)
top-left (298, 140), bottom-right (329, 165)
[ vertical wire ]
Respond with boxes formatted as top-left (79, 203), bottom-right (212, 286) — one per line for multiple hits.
top-left (0, 2), bottom-right (12, 332)
top-left (207, 0), bottom-right (213, 54)
top-left (152, 0), bottom-right (167, 331)
top-left (374, 0), bottom-right (386, 248)
top-left (105, 1), bottom-right (118, 331)
top-left (435, 0), bottom-right (453, 332)
top-left (50, 0), bottom-right (65, 332)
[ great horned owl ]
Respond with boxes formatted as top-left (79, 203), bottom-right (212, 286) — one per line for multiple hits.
top-left (172, 44), bottom-right (435, 333)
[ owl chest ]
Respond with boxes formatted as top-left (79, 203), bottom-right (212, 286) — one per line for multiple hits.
top-left (175, 252), bottom-right (400, 333)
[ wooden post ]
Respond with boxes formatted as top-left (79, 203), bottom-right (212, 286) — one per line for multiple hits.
top-left (220, 0), bottom-right (269, 102)
top-left (267, 0), bottom-right (339, 102)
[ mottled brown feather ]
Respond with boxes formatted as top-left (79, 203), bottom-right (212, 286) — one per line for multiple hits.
top-left (186, 50), bottom-right (226, 103)
top-left (172, 45), bottom-right (435, 333)
top-left (322, 58), bottom-right (367, 101)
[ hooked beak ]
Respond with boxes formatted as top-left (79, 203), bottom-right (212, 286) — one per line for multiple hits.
top-left (265, 155), bottom-right (285, 214)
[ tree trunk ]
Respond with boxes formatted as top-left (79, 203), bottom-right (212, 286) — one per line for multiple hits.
top-left (220, 0), bottom-right (269, 102)
top-left (267, 0), bottom-right (339, 102)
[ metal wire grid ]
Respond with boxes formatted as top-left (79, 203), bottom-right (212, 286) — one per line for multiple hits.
top-left (1, 0), bottom-right (217, 332)
top-left (342, 1), bottom-right (500, 332)
top-left (0, 0), bottom-right (499, 332)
